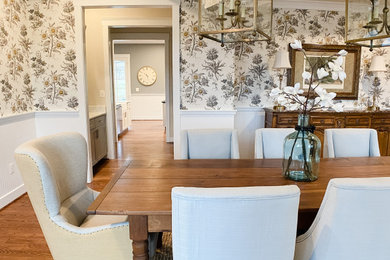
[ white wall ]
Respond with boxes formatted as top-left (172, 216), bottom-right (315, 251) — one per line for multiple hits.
top-left (0, 113), bottom-right (36, 209)
top-left (131, 94), bottom-right (165, 120)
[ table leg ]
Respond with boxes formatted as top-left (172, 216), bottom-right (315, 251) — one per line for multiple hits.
top-left (128, 215), bottom-right (149, 260)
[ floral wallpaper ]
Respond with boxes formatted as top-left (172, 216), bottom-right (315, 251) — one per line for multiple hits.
top-left (1, 1), bottom-right (390, 117)
top-left (180, 1), bottom-right (390, 111)
top-left (0, 0), bottom-right (77, 117)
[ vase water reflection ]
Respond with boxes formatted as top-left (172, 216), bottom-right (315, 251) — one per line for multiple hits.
top-left (283, 114), bottom-right (321, 182)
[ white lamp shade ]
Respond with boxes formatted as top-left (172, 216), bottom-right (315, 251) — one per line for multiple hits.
top-left (273, 50), bottom-right (292, 69)
top-left (369, 56), bottom-right (387, 72)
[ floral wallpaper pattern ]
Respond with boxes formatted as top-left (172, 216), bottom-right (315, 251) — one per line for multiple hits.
top-left (1, 1), bottom-right (390, 117)
top-left (0, 0), bottom-right (77, 117)
top-left (180, 1), bottom-right (390, 110)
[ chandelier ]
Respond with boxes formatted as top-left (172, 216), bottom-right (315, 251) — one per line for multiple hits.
top-left (198, 0), bottom-right (273, 47)
top-left (346, 0), bottom-right (390, 51)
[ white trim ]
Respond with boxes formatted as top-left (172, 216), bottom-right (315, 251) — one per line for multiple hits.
top-left (34, 111), bottom-right (80, 118)
top-left (0, 112), bottom-right (35, 126)
top-left (0, 184), bottom-right (25, 209)
top-left (180, 110), bottom-right (237, 116)
top-left (172, 5), bottom-right (180, 158)
top-left (274, 0), bottom-right (345, 11)
top-left (102, 18), bottom-right (172, 27)
top-left (114, 39), bottom-right (165, 45)
top-left (236, 107), bottom-right (264, 113)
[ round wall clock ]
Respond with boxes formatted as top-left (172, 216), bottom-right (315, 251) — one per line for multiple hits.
top-left (137, 66), bottom-right (157, 86)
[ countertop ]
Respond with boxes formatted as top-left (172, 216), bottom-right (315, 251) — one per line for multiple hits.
top-left (89, 111), bottom-right (106, 120)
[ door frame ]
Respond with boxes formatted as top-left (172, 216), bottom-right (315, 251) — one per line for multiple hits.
top-left (75, 1), bottom-right (181, 182)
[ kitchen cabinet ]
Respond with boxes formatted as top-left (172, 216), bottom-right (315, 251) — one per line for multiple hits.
top-left (90, 114), bottom-right (107, 165)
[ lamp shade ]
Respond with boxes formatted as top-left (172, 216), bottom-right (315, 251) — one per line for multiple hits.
top-left (273, 51), bottom-right (292, 69)
top-left (369, 56), bottom-right (387, 72)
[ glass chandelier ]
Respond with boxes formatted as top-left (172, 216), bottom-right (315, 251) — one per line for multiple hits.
top-left (198, 0), bottom-right (273, 47)
top-left (346, 0), bottom-right (390, 51)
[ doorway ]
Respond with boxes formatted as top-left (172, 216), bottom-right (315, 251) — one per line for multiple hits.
top-left (83, 8), bottom-right (175, 172)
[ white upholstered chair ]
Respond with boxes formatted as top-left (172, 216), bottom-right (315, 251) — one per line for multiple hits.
top-left (254, 128), bottom-right (295, 159)
top-left (180, 129), bottom-right (240, 159)
top-left (295, 177), bottom-right (390, 260)
top-left (323, 128), bottom-right (380, 158)
top-left (14, 132), bottom-right (155, 260)
top-left (172, 185), bottom-right (300, 260)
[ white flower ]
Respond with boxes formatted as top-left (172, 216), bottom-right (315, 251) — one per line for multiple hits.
top-left (338, 50), bottom-right (348, 56)
top-left (302, 71), bottom-right (311, 80)
top-left (277, 95), bottom-right (288, 106)
top-left (332, 103), bottom-right (344, 112)
top-left (288, 102), bottom-right (301, 111)
top-left (317, 68), bottom-right (329, 80)
top-left (290, 40), bottom-right (302, 50)
top-left (284, 83), bottom-right (303, 95)
top-left (270, 87), bottom-right (282, 97)
top-left (315, 87), bottom-right (336, 107)
top-left (328, 56), bottom-right (347, 81)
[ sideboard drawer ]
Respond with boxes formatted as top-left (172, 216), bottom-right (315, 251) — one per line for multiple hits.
top-left (372, 117), bottom-right (390, 126)
top-left (345, 116), bottom-right (370, 127)
top-left (277, 115), bottom-right (298, 126)
top-left (310, 116), bottom-right (335, 126)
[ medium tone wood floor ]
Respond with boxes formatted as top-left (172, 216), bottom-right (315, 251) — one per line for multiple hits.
top-left (0, 120), bottom-right (173, 259)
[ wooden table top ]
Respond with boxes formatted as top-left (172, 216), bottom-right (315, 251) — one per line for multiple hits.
top-left (87, 157), bottom-right (390, 216)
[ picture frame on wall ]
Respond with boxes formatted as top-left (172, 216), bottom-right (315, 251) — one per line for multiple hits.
top-left (287, 44), bottom-right (361, 100)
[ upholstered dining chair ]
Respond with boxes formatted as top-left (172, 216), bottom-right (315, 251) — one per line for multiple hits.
top-left (180, 129), bottom-right (240, 159)
top-left (172, 185), bottom-right (300, 260)
top-left (295, 177), bottom-right (390, 260)
top-left (323, 128), bottom-right (380, 158)
top-left (254, 128), bottom-right (295, 159)
top-left (14, 132), bottom-right (155, 260)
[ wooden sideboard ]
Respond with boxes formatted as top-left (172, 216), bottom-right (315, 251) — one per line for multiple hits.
top-left (264, 108), bottom-right (390, 156)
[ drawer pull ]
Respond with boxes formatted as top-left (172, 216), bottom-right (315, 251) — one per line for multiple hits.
top-left (320, 120), bottom-right (325, 124)
top-left (356, 119), bottom-right (360, 124)
top-left (288, 120), bottom-right (292, 123)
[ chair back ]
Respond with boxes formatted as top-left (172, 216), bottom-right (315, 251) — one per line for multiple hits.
top-left (172, 185), bottom-right (300, 260)
top-left (255, 128), bottom-right (295, 159)
top-left (180, 129), bottom-right (240, 159)
top-left (295, 177), bottom-right (390, 260)
top-left (323, 128), bottom-right (380, 158)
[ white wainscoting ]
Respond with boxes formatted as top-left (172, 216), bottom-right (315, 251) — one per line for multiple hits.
top-left (131, 94), bottom-right (165, 120)
top-left (178, 109), bottom-right (266, 159)
top-left (235, 107), bottom-right (265, 159)
top-left (180, 110), bottom-right (237, 130)
top-left (0, 113), bottom-right (36, 209)
top-left (0, 110), bottom-right (91, 209)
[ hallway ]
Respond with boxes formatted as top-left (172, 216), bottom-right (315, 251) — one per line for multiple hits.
top-left (0, 120), bottom-right (173, 259)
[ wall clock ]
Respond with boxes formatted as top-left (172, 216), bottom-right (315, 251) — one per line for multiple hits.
top-left (137, 66), bottom-right (157, 86)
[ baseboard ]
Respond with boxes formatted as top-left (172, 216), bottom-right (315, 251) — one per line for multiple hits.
top-left (0, 184), bottom-right (26, 209)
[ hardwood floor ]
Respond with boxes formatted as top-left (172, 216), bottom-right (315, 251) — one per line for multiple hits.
top-left (0, 120), bottom-right (173, 259)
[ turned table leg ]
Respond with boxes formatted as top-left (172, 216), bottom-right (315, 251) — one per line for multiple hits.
top-left (128, 215), bottom-right (149, 260)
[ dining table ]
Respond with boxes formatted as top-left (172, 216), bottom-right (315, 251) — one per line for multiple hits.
top-left (87, 156), bottom-right (390, 260)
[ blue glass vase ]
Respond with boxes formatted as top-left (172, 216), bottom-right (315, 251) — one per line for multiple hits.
top-left (282, 114), bottom-right (321, 182)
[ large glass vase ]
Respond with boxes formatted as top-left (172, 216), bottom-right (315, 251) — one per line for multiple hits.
top-left (283, 114), bottom-right (321, 182)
